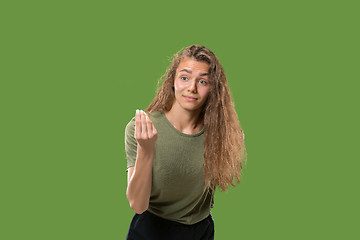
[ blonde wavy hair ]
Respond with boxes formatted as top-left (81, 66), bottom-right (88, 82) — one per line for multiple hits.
top-left (145, 44), bottom-right (247, 192)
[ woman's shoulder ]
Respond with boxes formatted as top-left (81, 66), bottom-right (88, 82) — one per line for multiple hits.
top-left (148, 110), bottom-right (162, 119)
top-left (125, 115), bottom-right (136, 134)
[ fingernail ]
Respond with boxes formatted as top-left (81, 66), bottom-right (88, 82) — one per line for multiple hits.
top-left (136, 109), bottom-right (139, 114)
top-left (140, 110), bottom-right (144, 113)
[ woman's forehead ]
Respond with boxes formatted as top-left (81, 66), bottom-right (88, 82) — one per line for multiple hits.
top-left (176, 57), bottom-right (210, 74)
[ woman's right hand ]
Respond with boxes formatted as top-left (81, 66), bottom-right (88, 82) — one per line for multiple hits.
top-left (134, 110), bottom-right (158, 152)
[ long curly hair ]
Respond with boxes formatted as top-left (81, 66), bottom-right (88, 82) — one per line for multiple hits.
top-left (145, 44), bottom-right (247, 192)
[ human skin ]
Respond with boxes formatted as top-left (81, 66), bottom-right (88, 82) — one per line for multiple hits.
top-left (126, 110), bottom-right (157, 214)
top-left (165, 56), bottom-right (211, 134)
top-left (126, 57), bottom-right (211, 213)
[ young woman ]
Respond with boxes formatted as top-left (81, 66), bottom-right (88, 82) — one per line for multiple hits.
top-left (125, 45), bottom-right (247, 239)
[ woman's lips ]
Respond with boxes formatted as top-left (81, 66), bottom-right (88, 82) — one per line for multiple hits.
top-left (184, 96), bottom-right (197, 101)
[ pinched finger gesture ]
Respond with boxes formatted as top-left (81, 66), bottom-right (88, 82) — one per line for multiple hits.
top-left (134, 110), bottom-right (158, 151)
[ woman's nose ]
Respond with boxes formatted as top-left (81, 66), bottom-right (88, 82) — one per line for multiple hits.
top-left (188, 79), bottom-right (197, 92)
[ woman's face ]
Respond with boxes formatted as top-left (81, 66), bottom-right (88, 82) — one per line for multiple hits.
top-left (172, 57), bottom-right (211, 112)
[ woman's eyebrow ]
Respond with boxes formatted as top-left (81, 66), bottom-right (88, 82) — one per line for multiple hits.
top-left (179, 69), bottom-right (209, 76)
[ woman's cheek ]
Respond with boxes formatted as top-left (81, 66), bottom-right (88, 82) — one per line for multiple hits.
top-left (174, 81), bottom-right (185, 92)
top-left (199, 87), bottom-right (209, 96)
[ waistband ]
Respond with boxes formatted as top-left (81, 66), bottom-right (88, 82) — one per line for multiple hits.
top-left (141, 210), bottom-right (212, 226)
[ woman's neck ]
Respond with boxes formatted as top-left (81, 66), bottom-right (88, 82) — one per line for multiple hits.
top-left (164, 105), bottom-right (204, 135)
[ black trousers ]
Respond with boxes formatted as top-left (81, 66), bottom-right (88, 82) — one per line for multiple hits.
top-left (126, 210), bottom-right (215, 240)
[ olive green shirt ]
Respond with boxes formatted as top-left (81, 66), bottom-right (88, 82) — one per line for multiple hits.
top-left (125, 110), bottom-right (214, 225)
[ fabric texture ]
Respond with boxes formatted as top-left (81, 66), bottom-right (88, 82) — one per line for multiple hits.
top-left (126, 210), bottom-right (214, 240)
top-left (124, 110), bottom-right (214, 225)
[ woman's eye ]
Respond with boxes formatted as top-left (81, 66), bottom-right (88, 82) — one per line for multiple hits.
top-left (199, 80), bottom-right (207, 85)
top-left (181, 76), bottom-right (188, 81)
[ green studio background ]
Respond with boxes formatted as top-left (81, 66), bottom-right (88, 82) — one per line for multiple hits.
top-left (1, 0), bottom-right (358, 239)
